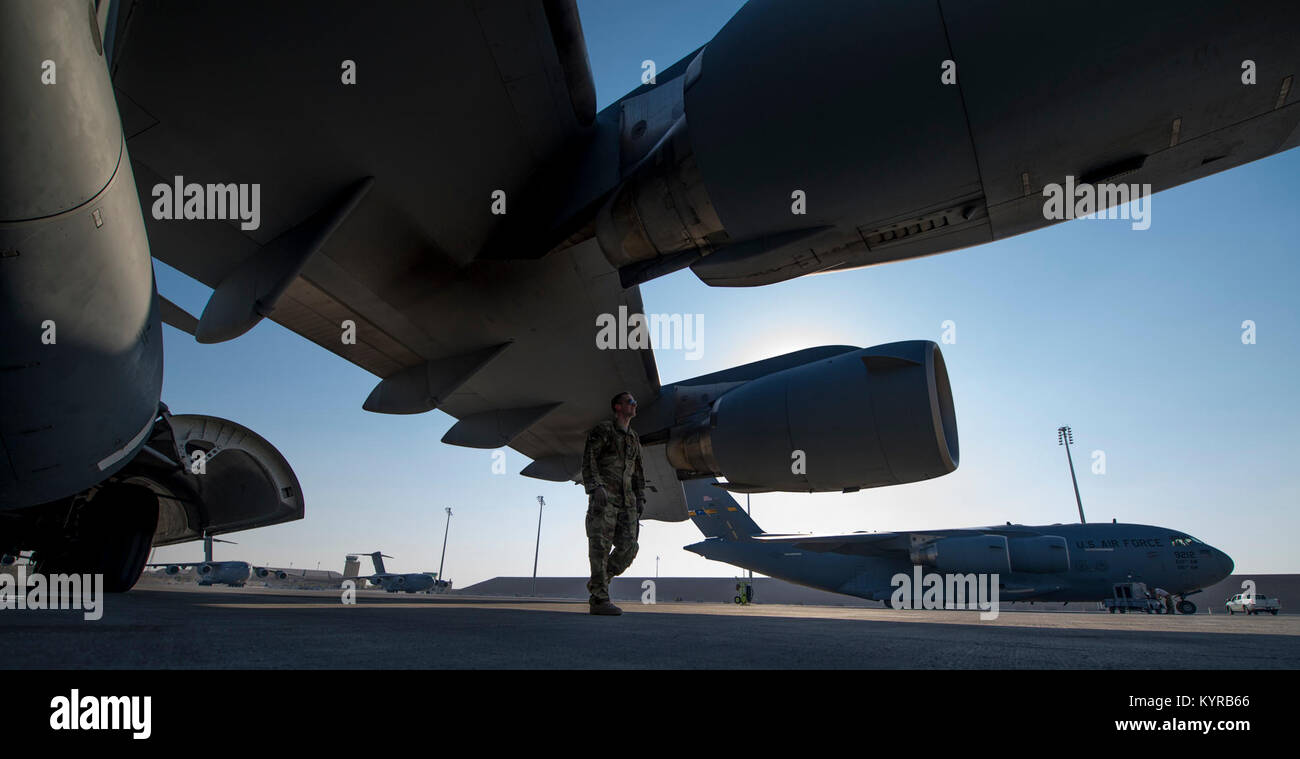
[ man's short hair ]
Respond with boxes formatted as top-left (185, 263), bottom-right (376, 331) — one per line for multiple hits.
top-left (611, 391), bottom-right (630, 411)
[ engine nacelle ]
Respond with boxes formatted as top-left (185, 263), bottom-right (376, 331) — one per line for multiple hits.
top-left (164, 565), bottom-right (181, 575)
top-left (274, 571), bottom-right (287, 580)
top-left (1008, 536), bottom-right (1070, 574)
top-left (196, 563), bottom-right (214, 576)
top-left (665, 341), bottom-right (956, 491)
top-left (592, 1), bottom-right (997, 289)
top-left (911, 536), bottom-right (1010, 575)
top-left (253, 567), bottom-right (269, 578)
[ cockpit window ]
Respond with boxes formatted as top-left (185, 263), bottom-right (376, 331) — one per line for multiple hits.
top-left (1169, 534), bottom-right (1203, 546)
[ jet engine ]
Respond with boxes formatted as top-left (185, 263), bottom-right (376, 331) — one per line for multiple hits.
top-left (1007, 536), bottom-right (1070, 574)
top-left (660, 341), bottom-right (956, 492)
top-left (911, 536), bottom-right (1011, 575)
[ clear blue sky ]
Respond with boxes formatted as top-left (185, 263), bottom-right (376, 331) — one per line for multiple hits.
top-left (151, 1), bottom-right (1299, 583)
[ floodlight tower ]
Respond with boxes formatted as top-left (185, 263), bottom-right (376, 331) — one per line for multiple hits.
top-left (532, 496), bottom-right (544, 596)
top-left (438, 507), bottom-right (453, 582)
top-left (1057, 425), bottom-right (1086, 523)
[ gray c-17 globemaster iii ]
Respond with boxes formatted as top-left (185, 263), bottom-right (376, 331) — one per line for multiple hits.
top-left (345, 552), bottom-right (445, 594)
top-left (144, 533), bottom-right (290, 588)
top-left (1, 1), bottom-right (1296, 591)
top-left (683, 479), bottom-right (1236, 614)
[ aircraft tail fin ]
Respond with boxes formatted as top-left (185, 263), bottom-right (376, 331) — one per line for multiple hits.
top-left (684, 479), bottom-right (763, 541)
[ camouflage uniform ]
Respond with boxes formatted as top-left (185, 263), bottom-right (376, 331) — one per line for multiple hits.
top-left (582, 417), bottom-right (645, 603)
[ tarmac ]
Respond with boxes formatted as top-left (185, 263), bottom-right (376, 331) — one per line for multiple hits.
top-left (3, 585), bottom-right (1298, 668)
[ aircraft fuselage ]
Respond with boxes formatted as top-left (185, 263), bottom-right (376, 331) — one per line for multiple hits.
top-left (686, 522), bottom-right (1234, 605)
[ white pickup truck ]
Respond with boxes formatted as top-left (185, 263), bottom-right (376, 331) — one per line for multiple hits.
top-left (1225, 593), bottom-right (1281, 615)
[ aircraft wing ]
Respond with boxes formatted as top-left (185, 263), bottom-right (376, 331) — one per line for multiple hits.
top-left (752, 528), bottom-right (1013, 556)
top-left (109, 3), bottom-right (688, 521)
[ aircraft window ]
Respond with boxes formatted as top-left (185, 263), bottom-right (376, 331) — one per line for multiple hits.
top-left (1170, 535), bottom-right (1203, 547)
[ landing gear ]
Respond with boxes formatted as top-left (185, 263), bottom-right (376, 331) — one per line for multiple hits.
top-left (33, 484), bottom-right (159, 592)
top-left (1177, 600), bottom-right (1196, 615)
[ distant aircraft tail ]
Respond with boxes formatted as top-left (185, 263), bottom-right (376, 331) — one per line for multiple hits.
top-left (684, 479), bottom-right (763, 541)
top-left (347, 551), bottom-right (390, 575)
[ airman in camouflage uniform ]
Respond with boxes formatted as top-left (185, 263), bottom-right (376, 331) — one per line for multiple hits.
top-left (582, 391), bottom-right (646, 615)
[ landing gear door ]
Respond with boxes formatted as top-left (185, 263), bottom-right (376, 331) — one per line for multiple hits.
top-left (126, 414), bottom-right (304, 546)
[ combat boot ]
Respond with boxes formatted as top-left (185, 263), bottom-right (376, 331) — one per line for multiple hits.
top-left (589, 599), bottom-right (623, 616)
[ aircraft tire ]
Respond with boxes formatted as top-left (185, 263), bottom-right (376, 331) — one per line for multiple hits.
top-left (1177, 600), bottom-right (1196, 615)
top-left (34, 484), bottom-right (158, 593)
